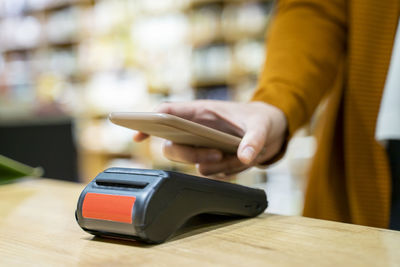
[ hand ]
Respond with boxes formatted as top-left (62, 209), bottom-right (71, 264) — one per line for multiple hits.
top-left (134, 100), bottom-right (287, 177)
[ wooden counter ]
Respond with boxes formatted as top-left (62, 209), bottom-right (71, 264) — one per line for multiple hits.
top-left (1, 178), bottom-right (399, 266)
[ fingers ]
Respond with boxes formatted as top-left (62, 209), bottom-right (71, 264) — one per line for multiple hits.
top-left (197, 138), bottom-right (284, 177)
top-left (237, 120), bottom-right (269, 165)
top-left (155, 101), bottom-right (245, 136)
top-left (162, 141), bottom-right (249, 177)
top-left (155, 102), bottom-right (199, 121)
top-left (133, 131), bottom-right (149, 142)
top-left (163, 141), bottom-right (223, 164)
top-left (196, 155), bottom-right (250, 176)
top-left (254, 138), bottom-right (285, 163)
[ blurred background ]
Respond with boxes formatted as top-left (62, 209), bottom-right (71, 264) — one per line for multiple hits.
top-left (0, 0), bottom-right (315, 215)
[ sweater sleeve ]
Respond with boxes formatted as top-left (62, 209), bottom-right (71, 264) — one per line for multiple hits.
top-left (252, 0), bottom-right (347, 137)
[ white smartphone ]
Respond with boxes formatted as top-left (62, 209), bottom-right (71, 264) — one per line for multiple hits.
top-left (109, 112), bottom-right (241, 153)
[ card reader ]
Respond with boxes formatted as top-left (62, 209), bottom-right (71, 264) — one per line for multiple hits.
top-left (75, 167), bottom-right (268, 244)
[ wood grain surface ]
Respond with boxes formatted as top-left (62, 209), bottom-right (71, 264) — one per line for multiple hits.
top-left (1, 178), bottom-right (399, 266)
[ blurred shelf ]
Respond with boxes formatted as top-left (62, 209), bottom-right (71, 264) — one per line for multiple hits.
top-left (192, 35), bottom-right (265, 48)
top-left (1, 41), bottom-right (78, 55)
top-left (192, 38), bottom-right (227, 49)
top-left (25, 0), bottom-right (94, 15)
top-left (1, 47), bottom-right (37, 55)
top-left (191, 78), bottom-right (231, 88)
top-left (48, 39), bottom-right (80, 48)
top-left (191, 74), bottom-right (258, 88)
top-left (0, 0), bottom-right (274, 180)
top-left (189, 0), bottom-right (274, 9)
top-left (189, 0), bottom-right (228, 9)
top-left (0, 0), bottom-right (94, 19)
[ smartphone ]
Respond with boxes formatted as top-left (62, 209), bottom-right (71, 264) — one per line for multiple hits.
top-left (109, 112), bottom-right (241, 153)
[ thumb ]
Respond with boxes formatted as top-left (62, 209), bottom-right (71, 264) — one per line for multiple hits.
top-left (237, 124), bottom-right (268, 165)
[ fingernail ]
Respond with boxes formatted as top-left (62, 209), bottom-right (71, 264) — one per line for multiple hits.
top-left (241, 146), bottom-right (255, 163)
top-left (207, 152), bottom-right (222, 162)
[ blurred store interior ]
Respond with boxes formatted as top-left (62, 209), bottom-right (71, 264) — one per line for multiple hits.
top-left (0, 0), bottom-right (316, 215)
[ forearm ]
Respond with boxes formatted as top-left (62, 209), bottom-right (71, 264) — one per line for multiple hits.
top-left (252, 0), bottom-right (347, 136)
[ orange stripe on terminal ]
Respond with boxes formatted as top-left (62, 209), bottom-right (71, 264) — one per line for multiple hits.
top-left (82, 193), bottom-right (136, 223)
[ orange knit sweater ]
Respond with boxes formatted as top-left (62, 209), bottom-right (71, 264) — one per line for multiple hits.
top-left (252, 0), bottom-right (399, 228)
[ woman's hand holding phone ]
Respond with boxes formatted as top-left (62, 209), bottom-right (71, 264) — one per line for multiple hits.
top-left (134, 100), bottom-right (288, 177)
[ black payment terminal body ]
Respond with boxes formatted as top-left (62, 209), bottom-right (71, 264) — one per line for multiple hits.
top-left (76, 167), bottom-right (268, 244)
